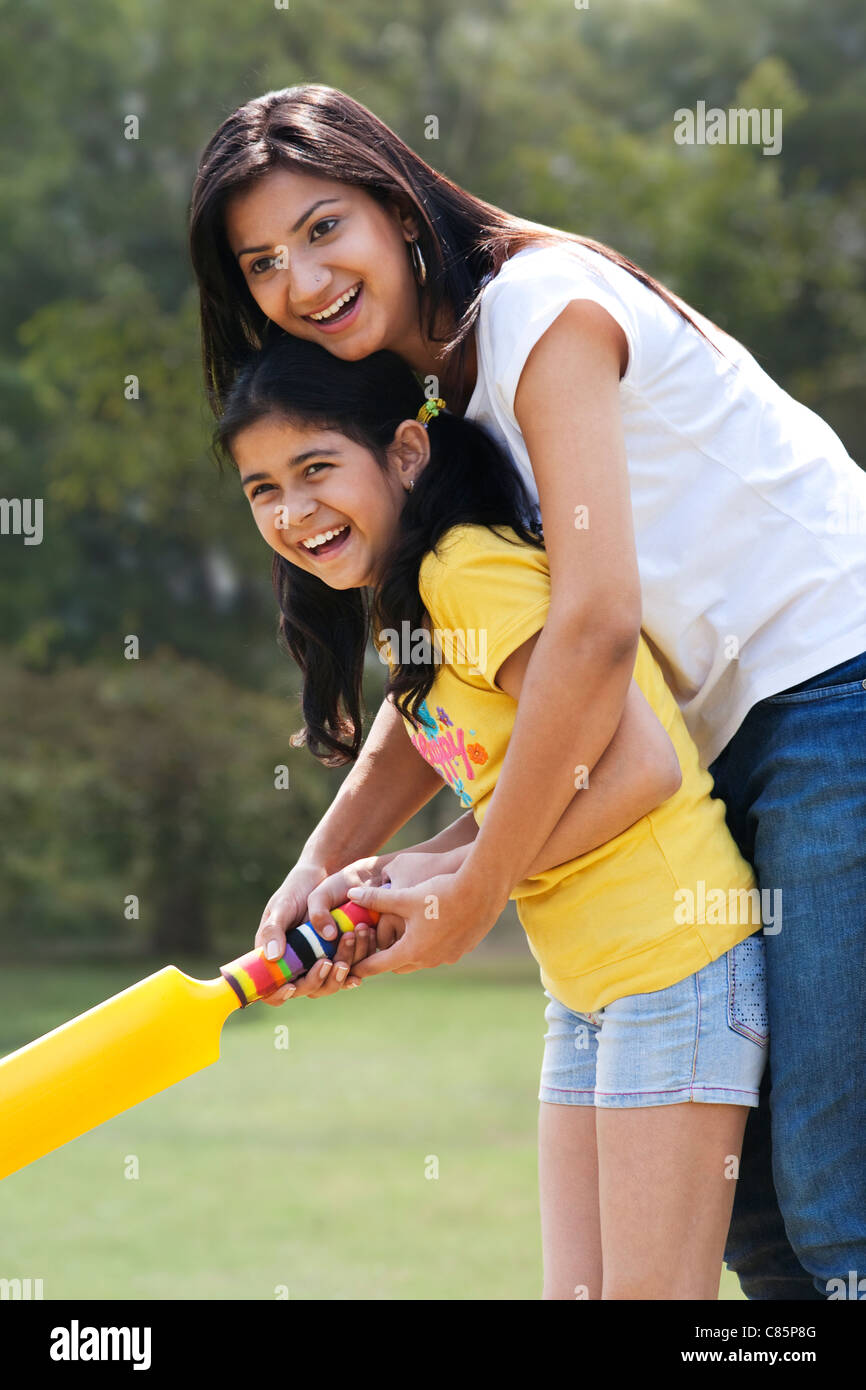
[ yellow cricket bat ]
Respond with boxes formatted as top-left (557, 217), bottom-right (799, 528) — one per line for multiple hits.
top-left (0, 898), bottom-right (379, 1181)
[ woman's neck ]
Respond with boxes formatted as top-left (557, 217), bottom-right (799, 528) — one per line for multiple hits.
top-left (453, 333), bottom-right (478, 413)
top-left (399, 317), bottom-right (478, 416)
top-left (434, 333), bottom-right (479, 414)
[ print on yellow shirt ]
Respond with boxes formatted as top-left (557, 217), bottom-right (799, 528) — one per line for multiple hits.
top-left (405, 699), bottom-right (489, 808)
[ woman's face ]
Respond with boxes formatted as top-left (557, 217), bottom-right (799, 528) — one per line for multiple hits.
top-left (224, 168), bottom-right (423, 364)
top-left (233, 413), bottom-right (430, 591)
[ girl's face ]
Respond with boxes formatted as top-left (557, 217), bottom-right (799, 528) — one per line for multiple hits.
top-left (233, 414), bottom-right (430, 591)
top-left (224, 168), bottom-right (423, 365)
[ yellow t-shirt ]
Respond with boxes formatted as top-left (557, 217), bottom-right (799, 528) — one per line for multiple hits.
top-left (384, 522), bottom-right (759, 1012)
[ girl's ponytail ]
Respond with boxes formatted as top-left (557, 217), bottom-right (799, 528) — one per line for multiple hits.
top-left (374, 407), bottom-right (543, 734)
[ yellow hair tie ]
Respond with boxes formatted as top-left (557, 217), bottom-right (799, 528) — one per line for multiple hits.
top-left (416, 397), bottom-right (447, 427)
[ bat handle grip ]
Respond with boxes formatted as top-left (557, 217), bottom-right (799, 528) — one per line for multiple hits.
top-left (219, 886), bottom-right (390, 1007)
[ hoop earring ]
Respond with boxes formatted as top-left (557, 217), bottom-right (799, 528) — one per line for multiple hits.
top-left (409, 238), bottom-right (427, 286)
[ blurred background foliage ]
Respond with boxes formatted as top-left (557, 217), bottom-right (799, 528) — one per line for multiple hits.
top-left (1, 0), bottom-right (863, 956)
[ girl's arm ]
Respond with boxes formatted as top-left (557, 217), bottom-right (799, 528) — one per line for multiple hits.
top-left (299, 694), bottom-right (445, 875)
top-left (378, 809), bottom-right (478, 862)
top-left (526, 680), bottom-right (681, 871)
top-left (254, 697), bottom-right (446, 1000)
top-left (383, 674), bottom-right (681, 880)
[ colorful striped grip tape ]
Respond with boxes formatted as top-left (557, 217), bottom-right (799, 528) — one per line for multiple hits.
top-left (219, 892), bottom-right (385, 1007)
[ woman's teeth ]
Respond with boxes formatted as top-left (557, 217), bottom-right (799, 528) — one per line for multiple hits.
top-left (308, 283), bottom-right (361, 322)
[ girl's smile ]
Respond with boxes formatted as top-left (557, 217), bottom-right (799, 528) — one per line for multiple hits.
top-left (297, 522), bottom-right (353, 558)
top-left (232, 413), bottom-right (430, 590)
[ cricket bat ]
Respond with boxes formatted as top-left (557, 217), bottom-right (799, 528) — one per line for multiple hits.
top-left (0, 897), bottom-right (381, 1182)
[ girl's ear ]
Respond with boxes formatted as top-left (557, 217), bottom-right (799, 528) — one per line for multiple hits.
top-left (386, 418), bottom-right (431, 485)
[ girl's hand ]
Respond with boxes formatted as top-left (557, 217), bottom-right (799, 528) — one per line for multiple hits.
top-left (377, 848), bottom-right (467, 949)
top-left (345, 864), bottom-right (509, 978)
top-left (254, 859), bottom-right (379, 1004)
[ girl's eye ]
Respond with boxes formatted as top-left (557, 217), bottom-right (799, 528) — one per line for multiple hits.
top-left (249, 464), bottom-right (329, 499)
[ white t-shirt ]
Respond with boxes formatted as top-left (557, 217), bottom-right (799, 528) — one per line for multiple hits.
top-left (464, 240), bottom-right (866, 767)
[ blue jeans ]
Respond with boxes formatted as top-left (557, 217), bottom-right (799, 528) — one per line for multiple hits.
top-left (708, 648), bottom-right (866, 1299)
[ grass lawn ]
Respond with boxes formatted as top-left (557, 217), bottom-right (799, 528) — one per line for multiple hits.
top-left (0, 955), bottom-right (745, 1300)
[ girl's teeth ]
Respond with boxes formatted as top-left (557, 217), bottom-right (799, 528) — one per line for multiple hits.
top-left (303, 525), bottom-right (348, 550)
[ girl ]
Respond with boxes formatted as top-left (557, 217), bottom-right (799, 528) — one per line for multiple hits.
top-left (189, 83), bottom-right (866, 1298)
top-left (216, 330), bottom-right (769, 1300)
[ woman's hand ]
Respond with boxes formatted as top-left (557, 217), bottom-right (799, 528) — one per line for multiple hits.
top-left (254, 858), bottom-right (380, 1004)
top-left (345, 861), bottom-right (509, 978)
top-left (375, 848), bottom-right (468, 948)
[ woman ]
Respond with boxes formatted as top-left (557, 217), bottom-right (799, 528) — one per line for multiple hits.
top-left (189, 83), bottom-right (866, 1299)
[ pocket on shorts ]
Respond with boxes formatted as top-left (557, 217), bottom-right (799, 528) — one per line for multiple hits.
top-left (726, 933), bottom-right (769, 1047)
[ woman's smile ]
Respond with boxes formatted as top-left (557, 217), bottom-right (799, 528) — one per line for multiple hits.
top-left (222, 168), bottom-right (428, 367)
top-left (303, 282), bottom-right (364, 332)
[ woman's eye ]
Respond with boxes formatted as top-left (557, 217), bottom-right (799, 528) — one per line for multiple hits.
top-left (304, 462), bottom-right (330, 478)
top-left (250, 482), bottom-right (275, 498)
top-left (310, 218), bottom-right (338, 241)
top-left (248, 220), bottom-right (336, 273)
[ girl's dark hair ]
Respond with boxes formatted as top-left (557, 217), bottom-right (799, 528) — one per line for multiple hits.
top-left (190, 83), bottom-right (730, 418)
top-left (216, 333), bottom-right (544, 766)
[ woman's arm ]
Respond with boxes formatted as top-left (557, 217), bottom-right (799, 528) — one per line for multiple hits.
top-left (300, 694), bottom-right (445, 875)
top-left (456, 298), bottom-right (642, 898)
top-left (347, 300), bottom-right (647, 975)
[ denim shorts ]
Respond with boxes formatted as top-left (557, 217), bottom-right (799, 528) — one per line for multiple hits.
top-left (538, 933), bottom-right (769, 1109)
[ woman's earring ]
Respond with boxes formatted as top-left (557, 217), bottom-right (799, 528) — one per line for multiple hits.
top-left (409, 238), bottom-right (427, 286)
top-left (407, 478), bottom-right (415, 492)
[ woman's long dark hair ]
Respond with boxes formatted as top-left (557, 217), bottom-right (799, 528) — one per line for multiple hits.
top-left (216, 334), bottom-right (544, 766)
top-left (191, 83), bottom-right (730, 418)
